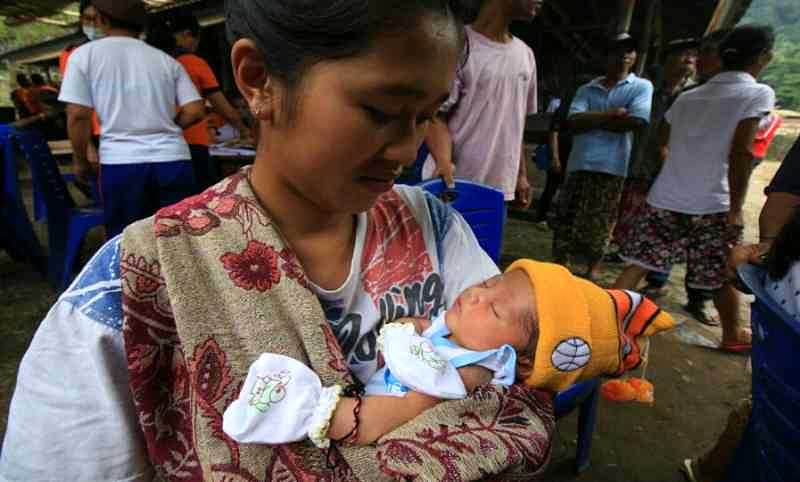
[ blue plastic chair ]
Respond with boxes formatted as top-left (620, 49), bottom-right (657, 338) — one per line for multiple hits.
top-left (0, 125), bottom-right (46, 274)
top-left (10, 128), bottom-right (104, 292)
top-left (396, 143), bottom-right (431, 186)
top-left (33, 161), bottom-right (100, 221)
top-left (723, 264), bottom-right (800, 482)
top-left (419, 176), bottom-right (598, 473)
top-left (417, 177), bottom-right (505, 264)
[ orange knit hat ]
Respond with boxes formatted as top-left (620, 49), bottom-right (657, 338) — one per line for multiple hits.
top-left (507, 260), bottom-right (675, 393)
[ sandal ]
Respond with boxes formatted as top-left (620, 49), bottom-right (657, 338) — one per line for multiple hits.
top-left (685, 302), bottom-right (720, 327)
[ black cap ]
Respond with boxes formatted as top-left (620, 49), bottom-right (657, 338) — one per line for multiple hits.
top-left (663, 38), bottom-right (699, 57)
top-left (93, 0), bottom-right (147, 29)
top-left (607, 32), bottom-right (637, 52)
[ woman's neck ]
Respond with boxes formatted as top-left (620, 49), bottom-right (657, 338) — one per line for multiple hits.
top-left (249, 156), bottom-right (357, 290)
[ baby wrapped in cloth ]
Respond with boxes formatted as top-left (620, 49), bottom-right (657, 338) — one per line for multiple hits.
top-left (223, 260), bottom-right (675, 447)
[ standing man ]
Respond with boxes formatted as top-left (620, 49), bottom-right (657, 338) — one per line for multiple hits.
top-left (423, 0), bottom-right (542, 209)
top-left (169, 12), bottom-right (253, 191)
top-left (59, 0), bottom-right (205, 238)
top-left (553, 33), bottom-right (653, 280)
top-left (614, 25), bottom-right (776, 352)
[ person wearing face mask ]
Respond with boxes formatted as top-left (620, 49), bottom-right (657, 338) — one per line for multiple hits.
top-left (552, 33), bottom-right (653, 281)
top-left (58, 0), bottom-right (206, 239)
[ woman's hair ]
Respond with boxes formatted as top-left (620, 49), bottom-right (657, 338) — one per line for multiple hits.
top-left (719, 24), bottom-right (775, 71)
top-left (225, 0), bottom-right (468, 91)
top-left (767, 208), bottom-right (800, 280)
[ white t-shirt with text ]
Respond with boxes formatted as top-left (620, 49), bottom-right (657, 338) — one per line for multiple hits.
top-left (647, 72), bottom-right (775, 215)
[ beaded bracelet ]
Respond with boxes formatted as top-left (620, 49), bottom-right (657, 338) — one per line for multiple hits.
top-left (337, 386), bottom-right (363, 444)
top-left (326, 384), bottom-right (364, 469)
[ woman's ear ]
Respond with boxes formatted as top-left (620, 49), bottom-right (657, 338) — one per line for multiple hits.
top-left (231, 39), bottom-right (278, 122)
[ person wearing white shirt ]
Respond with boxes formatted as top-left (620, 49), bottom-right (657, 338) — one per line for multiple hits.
top-left (614, 25), bottom-right (777, 353)
top-left (59, 0), bottom-right (205, 238)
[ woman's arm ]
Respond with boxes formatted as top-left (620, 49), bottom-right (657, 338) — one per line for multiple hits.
top-left (328, 366), bottom-right (491, 445)
top-left (0, 240), bottom-right (151, 481)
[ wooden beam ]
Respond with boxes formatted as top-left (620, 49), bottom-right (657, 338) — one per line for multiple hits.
top-left (635, 0), bottom-right (659, 75)
top-left (616, 0), bottom-right (638, 34)
top-left (705, 0), bottom-right (737, 35)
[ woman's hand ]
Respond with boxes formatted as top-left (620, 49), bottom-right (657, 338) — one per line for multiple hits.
top-left (727, 243), bottom-right (770, 280)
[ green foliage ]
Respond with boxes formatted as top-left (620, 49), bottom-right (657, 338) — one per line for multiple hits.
top-left (0, 16), bottom-right (74, 55)
top-left (741, 0), bottom-right (800, 110)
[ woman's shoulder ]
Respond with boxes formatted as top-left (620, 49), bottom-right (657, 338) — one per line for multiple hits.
top-left (59, 234), bottom-right (125, 331)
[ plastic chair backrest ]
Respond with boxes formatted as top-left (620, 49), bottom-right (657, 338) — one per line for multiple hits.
top-left (11, 128), bottom-right (75, 221)
top-left (396, 143), bottom-right (430, 186)
top-left (738, 264), bottom-right (800, 482)
top-left (418, 178), bottom-right (505, 263)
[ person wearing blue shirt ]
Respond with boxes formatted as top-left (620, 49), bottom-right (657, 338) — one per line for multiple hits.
top-left (553, 33), bottom-right (653, 280)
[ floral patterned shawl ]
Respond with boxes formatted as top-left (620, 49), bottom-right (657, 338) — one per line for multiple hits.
top-left (120, 169), bottom-right (554, 481)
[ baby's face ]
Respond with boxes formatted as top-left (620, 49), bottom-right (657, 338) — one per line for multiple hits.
top-left (445, 269), bottom-right (536, 352)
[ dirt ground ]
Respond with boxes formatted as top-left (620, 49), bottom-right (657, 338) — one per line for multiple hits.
top-left (0, 128), bottom-right (795, 480)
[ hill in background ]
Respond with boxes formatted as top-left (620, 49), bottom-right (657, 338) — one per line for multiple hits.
top-left (741, 0), bottom-right (800, 110)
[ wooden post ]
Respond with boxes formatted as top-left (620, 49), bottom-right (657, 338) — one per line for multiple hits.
top-left (705, 0), bottom-right (737, 35)
top-left (616, 0), bottom-right (638, 34)
top-left (635, 0), bottom-right (659, 75)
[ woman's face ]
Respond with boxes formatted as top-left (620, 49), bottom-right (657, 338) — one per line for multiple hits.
top-left (255, 13), bottom-right (462, 214)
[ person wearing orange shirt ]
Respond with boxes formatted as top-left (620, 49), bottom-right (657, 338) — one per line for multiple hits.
top-left (10, 74), bottom-right (36, 119)
top-left (170, 13), bottom-right (252, 190)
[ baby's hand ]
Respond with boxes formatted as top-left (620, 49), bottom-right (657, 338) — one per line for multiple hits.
top-left (393, 317), bottom-right (432, 335)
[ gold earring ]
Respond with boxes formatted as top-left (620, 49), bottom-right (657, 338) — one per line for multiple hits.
top-left (250, 79), bottom-right (273, 118)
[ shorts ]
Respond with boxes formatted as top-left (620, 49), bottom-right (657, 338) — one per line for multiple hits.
top-left (620, 204), bottom-right (743, 290)
top-left (553, 170), bottom-right (625, 262)
top-left (100, 160), bottom-right (196, 239)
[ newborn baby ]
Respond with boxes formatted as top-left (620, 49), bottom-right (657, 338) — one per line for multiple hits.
top-left (370, 259), bottom-right (676, 397)
top-left (223, 260), bottom-right (675, 447)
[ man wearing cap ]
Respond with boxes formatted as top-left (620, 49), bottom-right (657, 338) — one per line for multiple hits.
top-left (553, 33), bottom-right (653, 280)
top-left (59, 0), bottom-right (205, 238)
top-left (614, 25), bottom-right (776, 353)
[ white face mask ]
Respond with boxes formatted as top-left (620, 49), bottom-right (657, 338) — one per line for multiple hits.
top-left (82, 25), bottom-right (106, 41)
